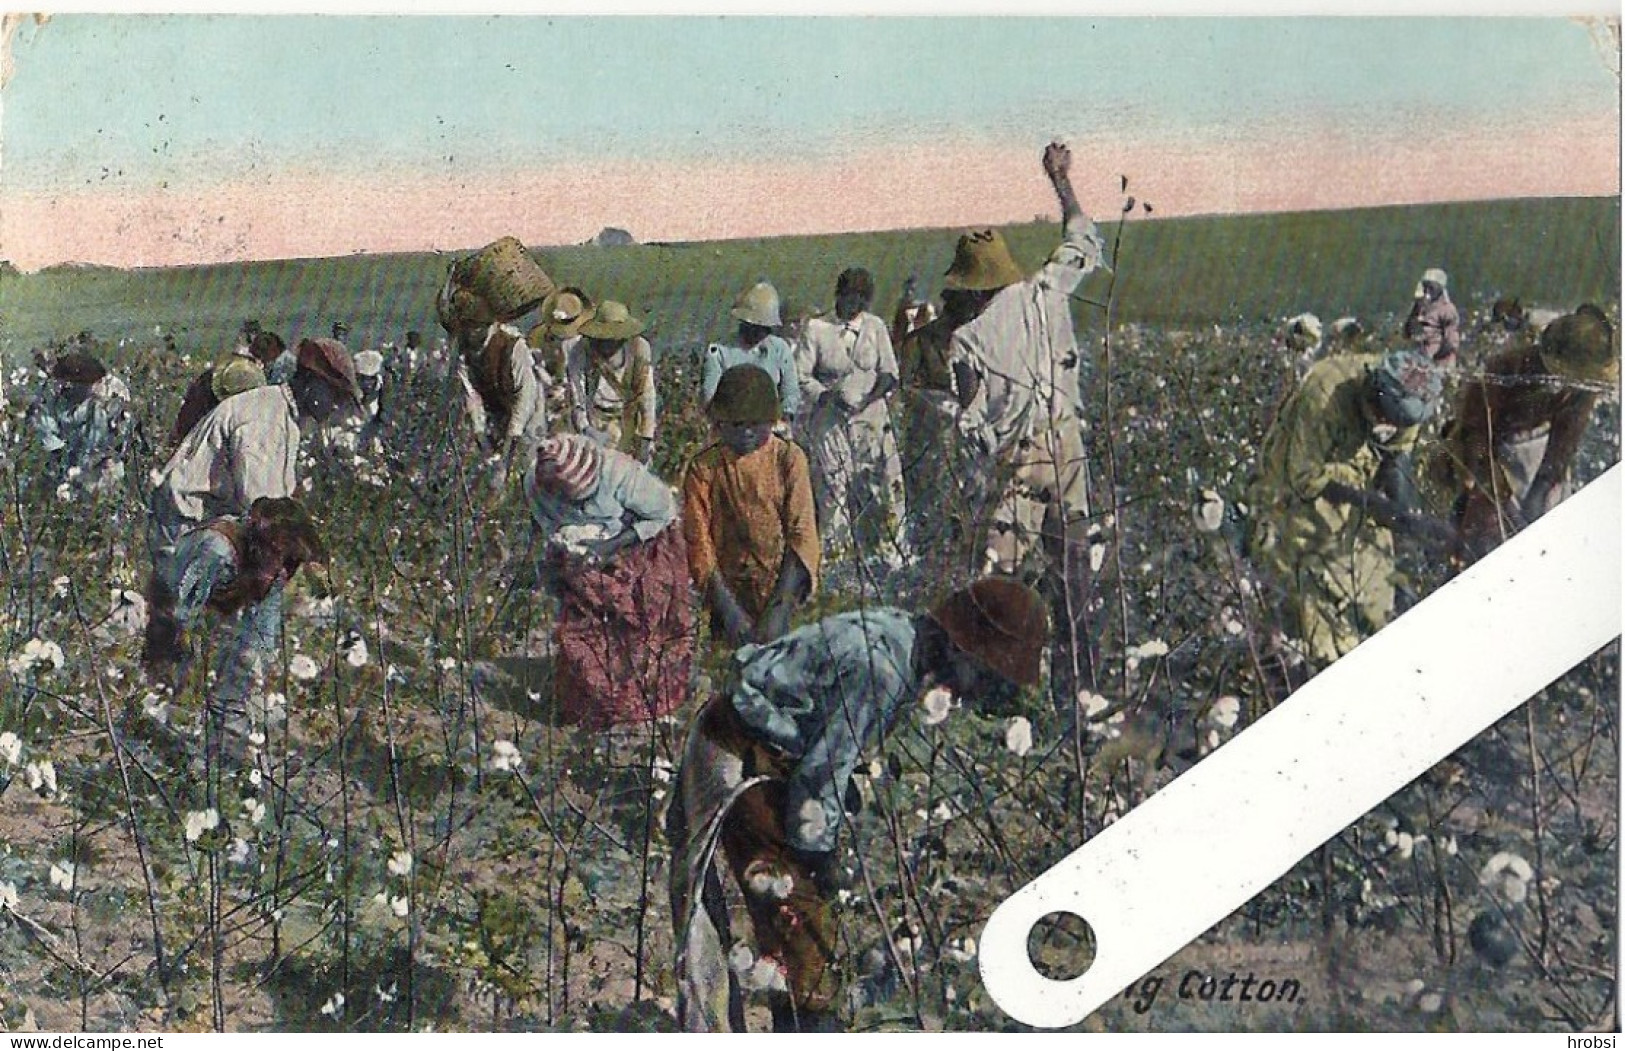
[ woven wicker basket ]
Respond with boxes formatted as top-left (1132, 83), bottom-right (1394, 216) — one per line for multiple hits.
top-left (451, 237), bottom-right (555, 323)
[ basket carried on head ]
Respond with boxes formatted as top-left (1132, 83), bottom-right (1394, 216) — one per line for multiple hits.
top-left (437, 236), bottom-right (556, 330)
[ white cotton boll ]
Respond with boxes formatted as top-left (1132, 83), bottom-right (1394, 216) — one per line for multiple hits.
top-left (1209, 696), bottom-right (1241, 729)
top-left (746, 867), bottom-right (795, 901)
top-left (51, 576), bottom-right (71, 599)
top-left (490, 740), bottom-right (523, 773)
top-left (1089, 544), bottom-right (1106, 573)
top-left (185, 808), bottom-right (220, 842)
top-left (320, 993), bottom-right (345, 1018)
top-left (1417, 992), bottom-right (1444, 1014)
top-left (288, 654), bottom-right (320, 681)
top-left (1193, 490), bottom-right (1225, 533)
top-left (919, 686), bottom-right (954, 727)
top-left (650, 758), bottom-right (673, 784)
top-left (1396, 832), bottom-right (1415, 859)
top-left (1130, 639), bottom-right (1169, 660)
top-left (226, 838), bottom-right (251, 865)
top-left (390, 895), bottom-right (410, 918)
top-left (795, 799), bottom-right (828, 844)
top-left (243, 798), bottom-right (266, 826)
top-left (26, 760), bottom-right (56, 797)
top-left (1205, 729), bottom-right (1221, 750)
top-left (747, 958), bottom-right (789, 994)
top-left (931, 802), bottom-right (954, 822)
top-left (1224, 618), bottom-right (1245, 636)
top-left (1384, 828), bottom-right (1400, 848)
top-left (49, 861), bottom-right (75, 893)
top-left (439, 657), bottom-right (458, 671)
top-left (0, 880), bottom-right (17, 911)
top-left (140, 691), bottom-right (169, 724)
top-left (1479, 852), bottom-right (1534, 905)
top-left (728, 943), bottom-right (756, 975)
top-left (1004, 717), bottom-right (1033, 758)
top-left (55, 483), bottom-right (73, 503)
top-left (342, 635), bottom-right (369, 668)
top-left (388, 851), bottom-right (414, 877)
top-left (945, 936), bottom-right (977, 963)
top-left (0, 731), bottom-right (20, 766)
top-left (1078, 691), bottom-right (1110, 719)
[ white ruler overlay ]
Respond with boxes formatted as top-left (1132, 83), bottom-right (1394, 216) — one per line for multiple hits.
top-left (980, 464), bottom-right (1623, 1029)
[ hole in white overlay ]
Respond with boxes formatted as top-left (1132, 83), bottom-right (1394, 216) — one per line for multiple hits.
top-left (1027, 910), bottom-right (1096, 982)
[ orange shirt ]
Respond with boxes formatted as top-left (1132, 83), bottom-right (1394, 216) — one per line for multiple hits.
top-left (682, 436), bottom-right (821, 619)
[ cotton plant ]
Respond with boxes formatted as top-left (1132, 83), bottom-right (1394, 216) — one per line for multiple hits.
top-left (7, 638), bottom-right (65, 676)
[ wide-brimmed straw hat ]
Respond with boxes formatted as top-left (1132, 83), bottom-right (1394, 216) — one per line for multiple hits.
top-left (928, 577), bottom-right (1050, 687)
top-left (578, 300), bottom-right (645, 341)
top-left (943, 229), bottom-right (1025, 292)
top-left (731, 282), bottom-right (783, 328)
top-left (533, 287), bottom-right (597, 341)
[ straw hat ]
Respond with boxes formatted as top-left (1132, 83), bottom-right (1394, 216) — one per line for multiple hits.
top-left (708, 364), bottom-right (781, 424)
top-left (532, 287), bottom-right (597, 341)
top-left (1284, 312), bottom-right (1323, 351)
top-left (943, 229), bottom-right (1024, 292)
top-left (1414, 267), bottom-right (1449, 298)
top-left (928, 577), bottom-right (1050, 688)
top-left (731, 282), bottom-right (783, 328)
top-left (211, 356), bottom-right (266, 400)
top-left (578, 300), bottom-right (645, 341)
top-left (353, 350), bottom-right (385, 378)
top-left (1540, 307), bottom-right (1617, 385)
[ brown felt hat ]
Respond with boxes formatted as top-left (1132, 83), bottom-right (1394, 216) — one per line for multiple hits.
top-left (51, 352), bottom-right (107, 385)
top-left (296, 337), bottom-right (364, 407)
top-left (928, 577), bottom-right (1050, 687)
top-left (708, 364), bottom-right (781, 424)
top-left (942, 228), bottom-right (1024, 292)
top-left (1540, 307), bottom-right (1618, 385)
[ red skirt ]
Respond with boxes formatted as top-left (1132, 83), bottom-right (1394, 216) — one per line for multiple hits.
top-left (553, 524), bottom-right (696, 728)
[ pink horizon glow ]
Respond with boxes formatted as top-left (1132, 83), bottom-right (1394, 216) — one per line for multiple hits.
top-left (3, 119), bottom-right (1619, 272)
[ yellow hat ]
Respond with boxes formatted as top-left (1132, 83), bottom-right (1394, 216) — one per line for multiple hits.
top-left (1540, 307), bottom-right (1618, 385)
top-left (578, 300), bottom-right (646, 341)
top-left (211, 356), bottom-right (267, 400)
top-left (730, 281), bottom-right (783, 328)
top-left (943, 229), bottom-right (1025, 292)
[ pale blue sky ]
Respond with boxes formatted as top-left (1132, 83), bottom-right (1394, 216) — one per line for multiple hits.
top-left (4, 15), bottom-right (1617, 192)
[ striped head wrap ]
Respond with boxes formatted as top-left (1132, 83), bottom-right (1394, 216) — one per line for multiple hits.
top-left (533, 435), bottom-right (603, 502)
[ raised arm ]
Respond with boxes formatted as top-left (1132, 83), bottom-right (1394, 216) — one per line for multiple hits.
top-left (1043, 141), bottom-right (1084, 228)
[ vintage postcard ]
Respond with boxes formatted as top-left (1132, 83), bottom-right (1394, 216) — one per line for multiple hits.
top-left (0, 12), bottom-right (1618, 1035)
